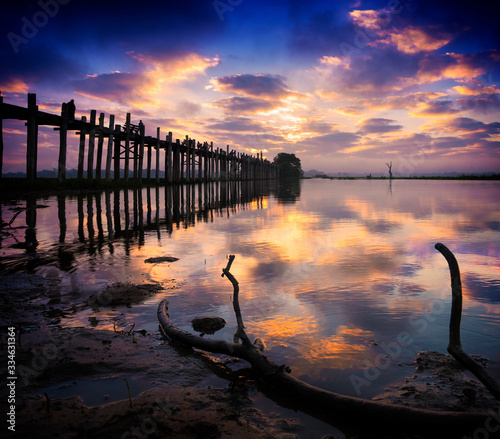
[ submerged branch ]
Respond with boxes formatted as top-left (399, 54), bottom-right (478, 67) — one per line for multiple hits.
top-left (436, 242), bottom-right (500, 402)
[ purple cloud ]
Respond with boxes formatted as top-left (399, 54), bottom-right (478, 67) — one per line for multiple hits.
top-left (358, 118), bottom-right (403, 134)
top-left (210, 96), bottom-right (278, 114)
top-left (212, 74), bottom-right (300, 99)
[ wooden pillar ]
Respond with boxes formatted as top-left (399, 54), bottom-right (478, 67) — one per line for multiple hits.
top-left (155, 127), bottom-right (160, 184)
top-left (113, 124), bottom-right (121, 181)
top-left (210, 142), bottom-right (214, 180)
top-left (87, 110), bottom-right (96, 180)
top-left (26, 93), bottom-right (38, 181)
top-left (180, 141), bottom-right (185, 182)
top-left (197, 142), bottom-right (202, 182)
top-left (174, 139), bottom-right (181, 183)
top-left (191, 139), bottom-right (196, 181)
top-left (96, 113), bottom-right (104, 180)
top-left (146, 144), bottom-right (151, 181)
top-left (215, 148), bottom-right (219, 181)
top-left (105, 115), bottom-right (115, 180)
top-left (138, 120), bottom-right (145, 183)
top-left (124, 113), bottom-right (131, 182)
top-left (166, 132), bottom-right (172, 183)
top-left (185, 136), bottom-right (190, 183)
top-left (58, 102), bottom-right (68, 182)
top-left (133, 139), bottom-right (138, 180)
top-left (220, 149), bottom-right (226, 181)
top-left (0, 91), bottom-right (4, 178)
top-left (77, 116), bottom-right (86, 179)
top-left (203, 143), bottom-right (208, 182)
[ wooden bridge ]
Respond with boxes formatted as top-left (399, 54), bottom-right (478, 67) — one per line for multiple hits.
top-left (0, 92), bottom-right (279, 183)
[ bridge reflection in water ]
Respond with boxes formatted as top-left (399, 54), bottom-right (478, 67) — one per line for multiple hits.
top-left (0, 180), bottom-right (283, 274)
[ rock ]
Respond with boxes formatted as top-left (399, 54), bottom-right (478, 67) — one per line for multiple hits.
top-left (86, 282), bottom-right (162, 309)
top-left (191, 316), bottom-right (227, 335)
top-left (253, 338), bottom-right (266, 352)
top-left (144, 256), bottom-right (179, 263)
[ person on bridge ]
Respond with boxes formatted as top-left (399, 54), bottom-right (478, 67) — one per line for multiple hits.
top-left (67, 99), bottom-right (75, 121)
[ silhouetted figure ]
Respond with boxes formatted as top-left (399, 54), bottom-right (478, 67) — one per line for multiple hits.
top-left (67, 99), bottom-right (75, 121)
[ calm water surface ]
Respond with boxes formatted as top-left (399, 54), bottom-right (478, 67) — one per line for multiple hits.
top-left (2, 179), bottom-right (499, 399)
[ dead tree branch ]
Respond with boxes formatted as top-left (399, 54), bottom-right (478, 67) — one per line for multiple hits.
top-left (158, 254), bottom-right (496, 437)
top-left (222, 254), bottom-right (249, 344)
top-left (436, 242), bottom-right (500, 402)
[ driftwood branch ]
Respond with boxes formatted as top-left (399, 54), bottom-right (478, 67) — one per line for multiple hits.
top-left (222, 254), bottom-right (249, 344)
top-left (436, 242), bottom-right (500, 402)
top-left (158, 254), bottom-right (496, 437)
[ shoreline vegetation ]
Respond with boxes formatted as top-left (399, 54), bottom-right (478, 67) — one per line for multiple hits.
top-left (302, 173), bottom-right (500, 180)
top-left (0, 173), bottom-right (499, 197)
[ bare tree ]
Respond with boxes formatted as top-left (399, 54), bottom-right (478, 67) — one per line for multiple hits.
top-left (157, 251), bottom-right (498, 438)
top-left (386, 161), bottom-right (393, 179)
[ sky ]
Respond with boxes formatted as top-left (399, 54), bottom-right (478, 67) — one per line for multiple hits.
top-left (1, 0), bottom-right (499, 176)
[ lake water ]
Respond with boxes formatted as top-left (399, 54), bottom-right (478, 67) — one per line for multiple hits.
top-left (2, 179), bottom-right (499, 399)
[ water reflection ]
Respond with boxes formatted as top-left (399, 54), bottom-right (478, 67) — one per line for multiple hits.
top-left (1, 179), bottom-right (499, 399)
top-left (0, 180), bottom-right (278, 274)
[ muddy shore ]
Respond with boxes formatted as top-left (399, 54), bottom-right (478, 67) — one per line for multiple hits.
top-left (1, 272), bottom-right (498, 439)
top-left (1, 273), bottom-right (334, 439)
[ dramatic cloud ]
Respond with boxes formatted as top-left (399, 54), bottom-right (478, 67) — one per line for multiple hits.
top-left (374, 26), bottom-right (453, 54)
top-left (421, 117), bottom-right (500, 139)
top-left (71, 72), bottom-right (146, 104)
top-left (409, 100), bottom-right (463, 118)
top-left (335, 105), bottom-right (366, 117)
top-left (1, 0), bottom-right (499, 174)
top-left (452, 84), bottom-right (500, 96)
top-left (210, 74), bottom-right (302, 99)
top-left (210, 96), bottom-right (279, 114)
top-left (410, 53), bottom-right (486, 85)
top-left (357, 118), bottom-right (403, 134)
top-left (348, 9), bottom-right (397, 32)
top-left (71, 53), bottom-right (220, 105)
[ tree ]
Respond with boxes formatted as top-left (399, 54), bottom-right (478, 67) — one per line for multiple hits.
top-left (386, 161), bottom-right (393, 179)
top-left (273, 153), bottom-right (302, 179)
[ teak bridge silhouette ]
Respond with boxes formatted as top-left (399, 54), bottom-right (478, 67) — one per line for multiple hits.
top-left (0, 92), bottom-right (279, 183)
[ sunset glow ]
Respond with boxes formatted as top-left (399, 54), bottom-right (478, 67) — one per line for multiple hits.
top-left (1, 0), bottom-right (499, 175)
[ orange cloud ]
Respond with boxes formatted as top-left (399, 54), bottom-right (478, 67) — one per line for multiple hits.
top-left (376, 26), bottom-right (452, 54)
top-left (349, 9), bottom-right (389, 31)
top-left (72, 52), bottom-right (220, 107)
top-left (319, 55), bottom-right (344, 66)
top-left (129, 52), bottom-right (220, 84)
top-left (410, 53), bottom-right (485, 85)
top-left (316, 89), bottom-right (342, 101)
top-left (420, 117), bottom-right (500, 140)
top-left (0, 78), bottom-right (29, 94)
top-left (452, 84), bottom-right (500, 95)
top-left (409, 100), bottom-right (462, 118)
top-left (335, 105), bottom-right (365, 116)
